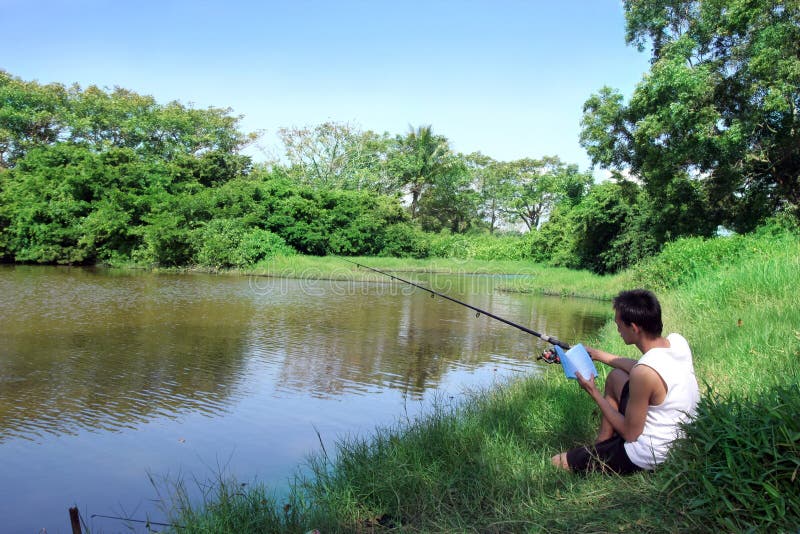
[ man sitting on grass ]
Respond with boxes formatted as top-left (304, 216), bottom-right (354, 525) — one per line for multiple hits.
top-left (551, 289), bottom-right (700, 474)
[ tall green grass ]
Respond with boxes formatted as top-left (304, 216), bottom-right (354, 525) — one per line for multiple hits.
top-left (658, 384), bottom-right (800, 532)
top-left (630, 216), bottom-right (799, 292)
top-left (167, 227), bottom-right (800, 532)
top-left (164, 476), bottom-right (303, 533)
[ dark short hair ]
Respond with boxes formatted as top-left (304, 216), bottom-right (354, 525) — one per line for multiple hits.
top-left (613, 289), bottom-right (663, 336)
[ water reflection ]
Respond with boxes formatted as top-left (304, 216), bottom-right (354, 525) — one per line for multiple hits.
top-left (0, 266), bottom-right (610, 444)
top-left (0, 271), bottom-right (254, 443)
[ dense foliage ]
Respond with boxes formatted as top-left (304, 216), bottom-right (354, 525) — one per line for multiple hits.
top-left (0, 74), bottom-right (416, 266)
top-left (0, 144), bottom-right (418, 266)
top-left (581, 0), bottom-right (800, 232)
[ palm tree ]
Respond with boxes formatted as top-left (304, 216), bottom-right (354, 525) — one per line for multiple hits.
top-left (394, 125), bottom-right (451, 219)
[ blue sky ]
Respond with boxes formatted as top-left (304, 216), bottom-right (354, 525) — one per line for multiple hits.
top-left (1, 0), bottom-right (650, 171)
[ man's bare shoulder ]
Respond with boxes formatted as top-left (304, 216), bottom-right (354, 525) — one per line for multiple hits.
top-left (629, 364), bottom-right (668, 405)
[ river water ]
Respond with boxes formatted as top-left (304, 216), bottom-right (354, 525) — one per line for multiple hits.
top-left (0, 265), bottom-right (610, 532)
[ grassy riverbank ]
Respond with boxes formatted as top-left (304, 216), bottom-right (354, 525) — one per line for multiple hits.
top-left (167, 225), bottom-right (800, 532)
top-left (242, 255), bottom-right (628, 300)
top-left (144, 255), bottom-right (623, 300)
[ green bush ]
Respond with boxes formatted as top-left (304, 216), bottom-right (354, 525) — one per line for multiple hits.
top-left (0, 144), bottom-right (106, 264)
top-left (239, 228), bottom-right (295, 264)
top-left (425, 232), bottom-right (533, 261)
top-left (194, 220), bottom-right (296, 269)
top-left (464, 234), bottom-right (533, 261)
top-left (527, 210), bottom-right (580, 268)
top-left (133, 208), bottom-right (196, 267)
top-left (660, 384), bottom-right (800, 532)
top-left (630, 235), bottom-right (739, 290)
top-left (378, 222), bottom-right (431, 258)
top-left (193, 218), bottom-right (247, 269)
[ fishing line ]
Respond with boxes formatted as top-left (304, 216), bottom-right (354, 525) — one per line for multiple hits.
top-left (342, 258), bottom-right (571, 349)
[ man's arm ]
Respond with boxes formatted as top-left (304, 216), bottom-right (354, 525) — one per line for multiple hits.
top-left (576, 365), bottom-right (662, 442)
top-left (585, 346), bottom-right (639, 374)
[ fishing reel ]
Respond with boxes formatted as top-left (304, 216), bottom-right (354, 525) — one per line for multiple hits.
top-left (537, 348), bottom-right (561, 365)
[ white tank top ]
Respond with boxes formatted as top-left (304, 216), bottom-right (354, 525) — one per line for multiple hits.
top-left (624, 333), bottom-right (700, 469)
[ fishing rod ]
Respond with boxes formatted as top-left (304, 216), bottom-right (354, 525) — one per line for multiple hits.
top-left (342, 258), bottom-right (571, 350)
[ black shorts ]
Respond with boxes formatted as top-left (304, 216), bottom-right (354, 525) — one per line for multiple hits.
top-left (565, 382), bottom-right (643, 475)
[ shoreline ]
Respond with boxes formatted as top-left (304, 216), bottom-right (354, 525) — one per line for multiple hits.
top-left (28, 254), bottom-right (623, 301)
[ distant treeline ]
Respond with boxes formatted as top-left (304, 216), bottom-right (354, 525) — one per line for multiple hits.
top-left (2, 0), bottom-right (798, 277)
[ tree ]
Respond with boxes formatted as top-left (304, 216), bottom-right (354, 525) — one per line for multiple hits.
top-left (416, 158), bottom-right (476, 233)
top-left (581, 0), bottom-right (800, 231)
top-left (278, 122), bottom-right (395, 193)
top-left (390, 125), bottom-right (458, 219)
top-left (0, 70), bottom-right (255, 168)
top-left (0, 144), bottom-right (169, 263)
top-left (557, 179), bottom-right (652, 274)
top-left (65, 84), bottom-right (157, 150)
top-left (136, 99), bottom-right (252, 161)
top-left (505, 156), bottom-right (592, 231)
top-left (467, 152), bottom-right (515, 233)
top-left (0, 71), bottom-right (67, 168)
top-left (168, 150), bottom-right (253, 188)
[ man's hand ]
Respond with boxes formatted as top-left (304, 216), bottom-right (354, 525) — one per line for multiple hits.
top-left (575, 371), bottom-right (601, 400)
top-left (584, 346), bottom-right (640, 374)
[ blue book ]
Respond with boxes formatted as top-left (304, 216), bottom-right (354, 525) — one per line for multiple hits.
top-left (553, 343), bottom-right (598, 380)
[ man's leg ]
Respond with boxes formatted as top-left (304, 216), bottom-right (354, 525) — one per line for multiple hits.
top-left (594, 368), bottom-right (629, 443)
top-left (551, 369), bottom-right (631, 471)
